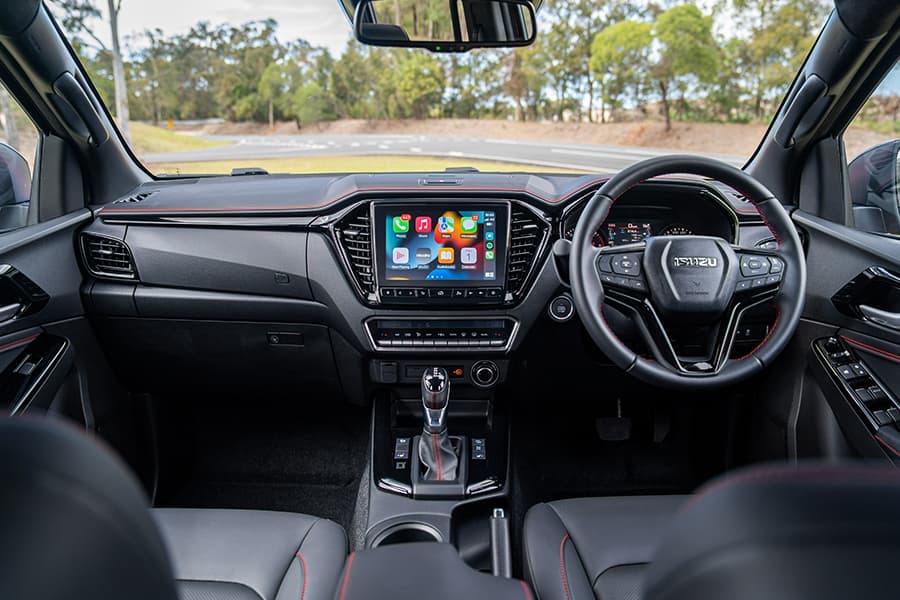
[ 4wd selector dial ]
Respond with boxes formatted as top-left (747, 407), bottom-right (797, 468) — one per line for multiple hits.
top-left (471, 361), bottom-right (500, 388)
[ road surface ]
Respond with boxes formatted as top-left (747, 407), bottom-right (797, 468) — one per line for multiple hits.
top-left (143, 134), bottom-right (745, 173)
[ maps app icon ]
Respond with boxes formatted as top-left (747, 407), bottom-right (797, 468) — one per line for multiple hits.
top-left (438, 216), bottom-right (455, 233)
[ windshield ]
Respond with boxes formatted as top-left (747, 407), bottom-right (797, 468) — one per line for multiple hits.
top-left (50, 0), bottom-right (876, 177)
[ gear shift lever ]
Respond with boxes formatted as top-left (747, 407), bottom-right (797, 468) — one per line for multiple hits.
top-left (421, 367), bottom-right (450, 433)
top-left (418, 367), bottom-right (459, 481)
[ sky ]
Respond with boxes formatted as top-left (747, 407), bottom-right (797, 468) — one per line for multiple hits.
top-left (109, 0), bottom-right (353, 57)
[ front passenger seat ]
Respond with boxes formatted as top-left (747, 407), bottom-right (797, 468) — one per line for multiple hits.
top-left (525, 463), bottom-right (900, 600)
top-left (0, 417), bottom-right (347, 600)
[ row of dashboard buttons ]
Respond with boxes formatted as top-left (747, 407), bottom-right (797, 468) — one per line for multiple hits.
top-left (381, 287), bottom-right (504, 300)
top-left (378, 338), bottom-right (506, 347)
top-left (375, 329), bottom-right (507, 347)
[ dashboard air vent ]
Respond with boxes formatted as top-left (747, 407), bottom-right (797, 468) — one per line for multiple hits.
top-left (335, 205), bottom-right (375, 294)
top-left (113, 190), bottom-right (156, 204)
top-left (507, 205), bottom-right (548, 296)
top-left (81, 234), bottom-right (137, 279)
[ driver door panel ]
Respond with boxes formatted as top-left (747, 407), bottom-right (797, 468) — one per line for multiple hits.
top-left (794, 209), bottom-right (900, 461)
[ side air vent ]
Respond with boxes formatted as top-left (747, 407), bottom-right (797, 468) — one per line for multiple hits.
top-left (335, 205), bottom-right (375, 295)
top-left (507, 205), bottom-right (549, 296)
top-left (80, 234), bottom-right (137, 279)
top-left (113, 190), bottom-right (156, 204)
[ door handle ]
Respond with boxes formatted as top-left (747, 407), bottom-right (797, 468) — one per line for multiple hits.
top-left (0, 302), bottom-right (22, 323)
top-left (860, 305), bottom-right (900, 331)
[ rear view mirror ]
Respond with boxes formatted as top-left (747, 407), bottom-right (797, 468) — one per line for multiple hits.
top-left (354, 0), bottom-right (537, 52)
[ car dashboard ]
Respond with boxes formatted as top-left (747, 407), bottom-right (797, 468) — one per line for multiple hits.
top-left (80, 171), bottom-right (776, 398)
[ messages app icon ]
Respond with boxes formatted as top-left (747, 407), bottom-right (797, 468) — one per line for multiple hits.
top-left (461, 216), bottom-right (478, 234)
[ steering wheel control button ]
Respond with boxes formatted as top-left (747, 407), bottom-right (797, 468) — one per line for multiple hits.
top-left (767, 257), bottom-right (784, 273)
top-left (740, 255), bottom-right (770, 277)
top-left (611, 254), bottom-right (641, 276)
top-left (766, 274), bottom-right (782, 285)
top-left (598, 254), bottom-right (613, 273)
top-left (751, 277), bottom-right (767, 288)
top-left (736, 280), bottom-right (752, 292)
top-left (549, 295), bottom-right (575, 322)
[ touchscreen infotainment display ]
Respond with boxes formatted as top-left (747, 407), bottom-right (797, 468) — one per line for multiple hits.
top-left (374, 204), bottom-right (507, 285)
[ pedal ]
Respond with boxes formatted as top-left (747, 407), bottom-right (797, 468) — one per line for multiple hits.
top-left (595, 399), bottom-right (632, 442)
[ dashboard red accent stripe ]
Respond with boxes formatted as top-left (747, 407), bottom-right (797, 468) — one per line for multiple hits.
top-left (99, 176), bottom-right (766, 217)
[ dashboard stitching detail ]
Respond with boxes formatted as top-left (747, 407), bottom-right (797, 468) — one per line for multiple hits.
top-left (100, 181), bottom-right (610, 215)
top-left (99, 176), bottom-right (767, 217)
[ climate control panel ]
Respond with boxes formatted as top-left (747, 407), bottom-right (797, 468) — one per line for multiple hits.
top-left (366, 318), bottom-right (517, 351)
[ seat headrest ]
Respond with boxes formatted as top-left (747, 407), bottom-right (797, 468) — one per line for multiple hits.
top-left (0, 417), bottom-right (177, 600)
top-left (644, 462), bottom-right (900, 600)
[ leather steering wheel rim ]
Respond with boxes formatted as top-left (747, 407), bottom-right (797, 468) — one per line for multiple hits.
top-left (570, 155), bottom-right (807, 390)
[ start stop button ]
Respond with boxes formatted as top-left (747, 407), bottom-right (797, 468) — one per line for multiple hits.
top-left (548, 294), bottom-right (575, 322)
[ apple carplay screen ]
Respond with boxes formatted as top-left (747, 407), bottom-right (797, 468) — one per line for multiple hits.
top-left (373, 203), bottom-right (508, 287)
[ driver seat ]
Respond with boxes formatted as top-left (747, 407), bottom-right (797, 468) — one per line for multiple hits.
top-left (524, 463), bottom-right (900, 600)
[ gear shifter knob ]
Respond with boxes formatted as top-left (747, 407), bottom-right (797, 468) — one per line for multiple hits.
top-left (421, 367), bottom-right (449, 433)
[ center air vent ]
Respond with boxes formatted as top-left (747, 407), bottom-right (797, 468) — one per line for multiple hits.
top-left (507, 205), bottom-right (549, 297)
top-left (335, 205), bottom-right (375, 295)
top-left (80, 234), bottom-right (137, 279)
top-left (113, 190), bottom-right (156, 204)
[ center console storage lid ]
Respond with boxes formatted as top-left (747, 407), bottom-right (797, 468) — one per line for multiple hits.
top-left (338, 543), bottom-right (532, 600)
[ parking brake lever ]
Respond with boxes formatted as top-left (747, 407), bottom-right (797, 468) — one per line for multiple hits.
top-left (490, 508), bottom-right (512, 578)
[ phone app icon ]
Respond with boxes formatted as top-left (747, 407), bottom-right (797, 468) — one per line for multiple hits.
top-left (437, 216), bottom-right (455, 234)
top-left (485, 250), bottom-right (495, 260)
top-left (392, 216), bottom-right (410, 233)
top-left (415, 216), bottom-right (432, 233)
top-left (461, 247), bottom-right (478, 265)
top-left (485, 231), bottom-right (495, 241)
top-left (392, 247), bottom-right (409, 264)
top-left (461, 216), bottom-right (478, 234)
top-left (415, 248), bottom-right (432, 263)
top-left (438, 247), bottom-right (455, 264)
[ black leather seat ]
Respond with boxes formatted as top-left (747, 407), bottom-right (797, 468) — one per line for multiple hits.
top-left (524, 495), bottom-right (687, 600)
top-left (525, 463), bottom-right (900, 600)
top-left (0, 417), bottom-right (347, 600)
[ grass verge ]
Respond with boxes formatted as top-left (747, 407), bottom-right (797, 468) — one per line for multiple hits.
top-left (146, 155), bottom-right (584, 175)
top-left (131, 122), bottom-right (229, 155)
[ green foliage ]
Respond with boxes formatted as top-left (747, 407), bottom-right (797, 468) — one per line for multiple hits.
top-left (393, 52), bottom-right (445, 119)
top-left (55, 0), bottom-right (839, 129)
top-left (590, 20), bottom-right (652, 113)
top-left (291, 82), bottom-right (336, 127)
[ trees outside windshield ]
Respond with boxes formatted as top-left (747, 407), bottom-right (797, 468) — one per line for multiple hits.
top-left (46, 0), bottom-right (896, 176)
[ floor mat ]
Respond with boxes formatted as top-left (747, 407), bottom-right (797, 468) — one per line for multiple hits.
top-left (156, 397), bottom-right (369, 533)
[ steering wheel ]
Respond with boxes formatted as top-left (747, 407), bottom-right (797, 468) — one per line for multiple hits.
top-left (570, 155), bottom-right (806, 389)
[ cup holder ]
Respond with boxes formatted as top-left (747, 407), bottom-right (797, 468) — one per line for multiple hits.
top-left (370, 522), bottom-right (443, 547)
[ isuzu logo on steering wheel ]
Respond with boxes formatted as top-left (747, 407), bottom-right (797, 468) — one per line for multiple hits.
top-left (672, 257), bottom-right (719, 268)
